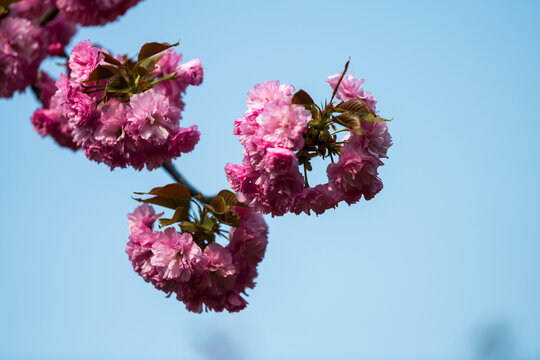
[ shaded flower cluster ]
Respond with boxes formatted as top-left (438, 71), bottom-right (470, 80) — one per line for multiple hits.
top-left (126, 204), bottom-right (268, 313)
top-left (56, 0), bottom-right (142, 26)
top-left (0, 0), bottom-right (76, 98)
top-left (226, 71), bottom-right (392, 216)
top-left (31, 40), bottom-right (203, 170)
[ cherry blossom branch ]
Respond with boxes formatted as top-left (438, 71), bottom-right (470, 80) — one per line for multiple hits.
top-left (30, 84), bottom-right (41, 102)
top-left (39, 7), bottom-right (59, 26)
top-left (161, 162), bottom-right (215, 202)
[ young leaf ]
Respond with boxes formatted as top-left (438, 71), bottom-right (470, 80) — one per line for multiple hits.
top-left (85, 65), bottom-right (118, 83)
top-left (209, 196), bottom-right (227, 214)
top-left (137, 41), bottom-right (179, 62)
top-left (133, 196), bottom-right (189, 210)
top-left (334, 113), bottom-right (362, 135)
top-left (216, 211), bottom-right (241, 227)
top-left (147, 183), bottom-right (191, 200)
top-left (360, 113), bottom-right (392, 122)
top-left (216, 190), bottom-right (240, 206)
top-left (105, 76), bottom-right (131, 93)
top-left (132, 65), bottom-right (149, 78)
top-left (158, 206), bottom-right (190, 227)
top-left (138, 53), bottom-right (165, 71)
top-left (101, 52), bottom-right (122, 66)
top-left (201, 217), bottom-right (216, 231)
top-left (180, 221), bottom-right (199, 233)
top-left (335, 99), bottom-right (370, 114)
top-left (291, 90), bottom-right (315, 105)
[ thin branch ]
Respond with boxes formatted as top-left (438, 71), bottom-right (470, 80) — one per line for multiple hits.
top-left (39, 7), bottom-right (59, 26)
top-left (329, 58), bottom-right (350, 105)
top-left (162, 161), bottom-right (216, 202)
top-left (30, 84), bottom-right (41, 102)
top-left (303, 163), bottom-right (310, 188)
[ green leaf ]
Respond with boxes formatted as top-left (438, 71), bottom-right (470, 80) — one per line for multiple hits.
top-left (291, 89), bottom-right (315, 106)
top-left (360, 113), bottom-right (392, 122)
top-left (158, 206), bottom-right (190, 227)
top-left (180, 221), bottom-right (199, 233)
top-left (209, 196), bottom-right (227, 214)
top-left (335, 99), bottom-right (370, 114)
top-left (84, 65), bottom-right (119, 83)
top-left (133, 196), bottom-right (188, 210)
top-left (105, 76), bottom-right (131, 93)
top-left (137, 53), bottom-right (165, 71)
top-left (137, 41), bottom-right (179, 62)
top-left (334, 113), bottom-right (362, 135)
top-left (219, 214), bottom-right (241, 228)
top-left (201, 217), bottom-right (216, 231)
top-left (133, 183), bottom-right (192, 211)
top-left (216, 190), bottom-right (240, 206)
top-left (132, 65), bottom-right (149, 78)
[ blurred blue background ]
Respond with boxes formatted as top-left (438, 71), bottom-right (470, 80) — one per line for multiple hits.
top-left (1, 0), bottom-right (539, 359)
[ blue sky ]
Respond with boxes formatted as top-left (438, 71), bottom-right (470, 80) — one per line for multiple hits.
top-left (1, 1), bottom-right (539, 359)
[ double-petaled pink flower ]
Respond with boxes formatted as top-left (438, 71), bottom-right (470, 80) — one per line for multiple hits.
top-left (226, 73), bottom-right (392, 216)
top-left (0, 0), bottom-right (76, 98)
top-left (31, 40), bottom-right (203, 170)
top-left (126, 204), bottom-right (268, 313)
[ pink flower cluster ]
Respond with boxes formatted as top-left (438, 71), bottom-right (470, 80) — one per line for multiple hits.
top-left (0, 0), bottom-right (76, 98)
top-left (31, 40), bottom-right (204, 170)
top-left (325, 72), bottom-right (392, 205)
top-left (226, 74), bottom-right (392, 216)
top-left (56, 0), bottom-right (142, 26)
top-left (225, 81), bottom-right (311, 216)
top-left (126, 204), bottom-right (268, 313)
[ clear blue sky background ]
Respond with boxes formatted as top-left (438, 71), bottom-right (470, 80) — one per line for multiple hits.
top-left (1, 1), bottom-right (539, 359)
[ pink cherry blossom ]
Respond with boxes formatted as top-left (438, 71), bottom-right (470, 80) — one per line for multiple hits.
top-left (327, 72), bottom-right (378, 112)
top-left (56, 0), bottom-right (142, 26)
top-left (0, 17), bottom-right (46, 98)
top-left (31, 73), bottom-right (79, 150)
top-left (55, 74), bottom-right (97, 127)
top-left (126, 90), bottom-right (180, 145)
top-left (151, 229), bottom-right (202, 282)
top-left (127, 203), bottom-right (162, 236)
top-left (228, 73), bottom-right (391, 216)
top-left (36, 40), bottom-right (203, 170)
top-left (257, 102), bottom-right (310, 151)
top-left (246, 80), bottom-right (294, 112)
top-left (290, 184), bottom-right (338, 215)
top-left (126, 204), bottom-right (268, 313)
top-left (262, 148), bottom-right (297, 175)
top-left (68, 40), bottom-right (104, 82)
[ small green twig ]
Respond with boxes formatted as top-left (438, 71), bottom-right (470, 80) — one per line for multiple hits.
top-left (330, 128), bottom-right (350, 136)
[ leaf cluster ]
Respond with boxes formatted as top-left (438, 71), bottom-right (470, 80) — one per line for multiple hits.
top-left (134, 184), bottom-right (246, 248)
top-left (290, 63), bottom-right (391, 185)
top-left (83, 41), bottom-right (179, 103)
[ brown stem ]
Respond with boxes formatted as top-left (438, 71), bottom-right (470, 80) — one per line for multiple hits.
top-left (39, 7), bottom-right (59, 26)
top-left (162, 162), bottom-right (216, 202)
top-left (30, 84), bottom-right (41, 103)
top-left (329, 58), bottom-right (351, 105)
